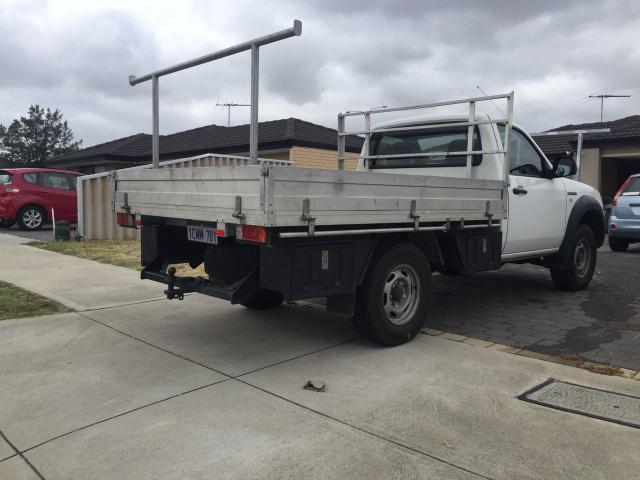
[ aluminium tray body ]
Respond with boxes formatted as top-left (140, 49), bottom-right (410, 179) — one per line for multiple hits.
top-left (113, 164), bottom-right (505, 228)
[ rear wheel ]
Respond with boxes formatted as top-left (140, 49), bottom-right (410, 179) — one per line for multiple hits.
top-left (241, 288), bottom-right (283, 310)
top-left (17, 206), bottom-right (45, 231)
top-left (550, 224), bottom-right (597, 291)
top-left (608, 236), bottom-right (629, 252)
top-left (353, 243), bottom-right (431, 346)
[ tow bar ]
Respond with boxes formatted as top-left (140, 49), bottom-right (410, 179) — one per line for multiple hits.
top-left (164, 267), bottom-right (185, 300)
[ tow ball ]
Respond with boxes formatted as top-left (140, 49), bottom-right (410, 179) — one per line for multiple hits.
top-left (164, 267), bottom-right (185, 300)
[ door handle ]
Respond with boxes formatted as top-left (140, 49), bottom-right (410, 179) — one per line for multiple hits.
top-left (512, 186), bottom-right (528, 195)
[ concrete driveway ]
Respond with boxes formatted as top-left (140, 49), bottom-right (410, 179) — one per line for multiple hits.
top-left (1, 234), bottom-right (639, 479)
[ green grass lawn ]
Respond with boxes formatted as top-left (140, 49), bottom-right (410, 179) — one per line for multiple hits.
top-left (28, 239), bottom-right (141, 270)
top-left (0, 280), bottom-right (70, 320)
top-left (28, 239), bottom-right (206, 277)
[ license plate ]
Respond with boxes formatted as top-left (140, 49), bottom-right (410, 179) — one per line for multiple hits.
top-left (187, 224), bottom-right (218, 244)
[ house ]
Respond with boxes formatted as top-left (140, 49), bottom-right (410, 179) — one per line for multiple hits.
top-left (532, 115), bottom-right (640, 199)
top-left (47, 118), bottom-right (364, 173)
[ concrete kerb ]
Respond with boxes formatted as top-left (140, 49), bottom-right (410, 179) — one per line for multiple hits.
top-left (419, 328), bottom-right (640, 381)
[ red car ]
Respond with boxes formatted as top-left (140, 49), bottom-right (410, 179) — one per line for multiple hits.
top-left (0, 168), bottom-right (82, 231)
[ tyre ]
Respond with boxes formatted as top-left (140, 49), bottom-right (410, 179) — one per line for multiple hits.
top-left (608, 236), bottom-right (629, 252)
top-left (241, 288), bottom-right (284, 310)
top-left (550, 224), bottom-right (597, 291)
top-left (0, 220), bottom-right (15, 228)
top-left (17, 205), bottom-right (45, 231)
top-left (204, 244), bottom-right (258, 285)
top-left (353, 243), bottom-right (431, 346)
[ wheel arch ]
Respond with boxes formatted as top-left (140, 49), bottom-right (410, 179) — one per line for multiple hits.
top-left (558, 195), bottom-right (605, 259)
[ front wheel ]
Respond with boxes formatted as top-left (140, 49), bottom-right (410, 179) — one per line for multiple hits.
top-left (608, 236), bottom-right (629, 252)
top-left (353, 243), bottom-right (431, 346)
top-left (550, 225), bottom-right (597, 291)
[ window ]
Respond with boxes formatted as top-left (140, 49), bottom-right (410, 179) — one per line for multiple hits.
top-left (0, 171), bottom-right (11, 186)
top-left (498, 126), bottom-right (545, 177)
top-left (622, 177), bottom-right (640, 194)
top-left (369, 126), bottom-right (482, 169)
top-left (66, 174), bottom-right (80, 192)
top-left (41, 172), bottom-right (72, 190)
top-left (22, 172), bottom-right (38, 184)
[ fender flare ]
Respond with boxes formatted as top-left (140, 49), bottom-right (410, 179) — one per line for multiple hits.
top-left (557, 195), bottom-right (605, 259)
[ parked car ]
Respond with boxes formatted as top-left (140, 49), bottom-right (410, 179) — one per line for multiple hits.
top-left (609, 173), bottom-right (640, 251)
top-left (0, 168), bottom-right (82, 231)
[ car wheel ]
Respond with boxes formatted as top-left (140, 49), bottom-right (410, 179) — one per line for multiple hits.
top-left (550, 224), bottom-right (597, 291)
top-left (17, 206), bottom-right (45, 231)
top-left (0, 220), bottom-right (15, 228)
top-left (608, 236), bottom-right (629, 252)
top-left (354, 243), bottom-right (431, 346)
top-left (241, 288), bottom-right (284, 310)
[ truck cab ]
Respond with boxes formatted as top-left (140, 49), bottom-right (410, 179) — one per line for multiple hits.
top-left (357, 114), bottom-right (605, 265)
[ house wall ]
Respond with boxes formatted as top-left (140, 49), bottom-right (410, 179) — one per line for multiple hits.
top-left (289, 146), bottom-right (360, 170)
top-left (582, 144), bottom-right (640, 198)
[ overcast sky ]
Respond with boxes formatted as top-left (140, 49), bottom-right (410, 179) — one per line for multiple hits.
top-left (2, 0), bottom-right (639, 147)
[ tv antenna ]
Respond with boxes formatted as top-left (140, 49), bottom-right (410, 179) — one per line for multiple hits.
top-left (588, 93), bottom-right (631, 123)
top-left (216, 97), bottom-right (250, 126)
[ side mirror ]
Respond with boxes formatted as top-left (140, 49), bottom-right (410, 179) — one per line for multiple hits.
top-left (552, 156), bottom-right (577, 178)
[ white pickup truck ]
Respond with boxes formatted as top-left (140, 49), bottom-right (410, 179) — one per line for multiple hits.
top-left (114, 94), bottom-right (605, 346)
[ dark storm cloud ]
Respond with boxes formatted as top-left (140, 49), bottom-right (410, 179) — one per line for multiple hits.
top-left (1, 0), bottom-right (638, 146)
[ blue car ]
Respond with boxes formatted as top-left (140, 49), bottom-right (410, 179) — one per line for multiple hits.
top-left (609, 174), bottom-right (640, 251)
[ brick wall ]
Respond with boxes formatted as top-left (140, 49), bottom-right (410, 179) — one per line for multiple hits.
top-left (289, 146), bottom-right (360, 170)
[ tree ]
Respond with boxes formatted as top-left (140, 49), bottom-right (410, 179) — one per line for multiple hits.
top-left (0, 105), bottom-right (82, 167)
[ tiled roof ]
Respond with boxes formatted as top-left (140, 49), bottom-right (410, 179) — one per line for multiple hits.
top-left (532, 115), bottom-right (640, 156)
top-left (50, 118), bottom-right (363, 164)
top-left (531, 134), bottom-right (576, 156)
top-left (51, 133), bottom-right (151, 162)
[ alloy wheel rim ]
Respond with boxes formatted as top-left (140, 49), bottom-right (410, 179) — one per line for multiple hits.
top-left (382, 264), bottom-right (420, 326)
top-left (23, 209), bottom-right (42, 229)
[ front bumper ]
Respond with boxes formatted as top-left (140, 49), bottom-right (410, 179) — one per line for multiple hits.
top-left (609, 215), bottom-right (640, 240)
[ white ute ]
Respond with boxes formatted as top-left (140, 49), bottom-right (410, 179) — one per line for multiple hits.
top-left (114, 93), bottom-right (605, 346)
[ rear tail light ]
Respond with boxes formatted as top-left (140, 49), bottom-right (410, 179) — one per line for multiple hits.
top-left (116, 212), bottom-right (140, 228)
top-left (237, 224), bottom-right (268, 243)
top-left (612, 177), bottom-right (632, 206)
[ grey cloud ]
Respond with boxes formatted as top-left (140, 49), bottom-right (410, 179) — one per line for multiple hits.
top-left (1, 0), bottom-right (638, 147)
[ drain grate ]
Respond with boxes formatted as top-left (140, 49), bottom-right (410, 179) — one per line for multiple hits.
top-left (519, 379), bottom-right (640, 429)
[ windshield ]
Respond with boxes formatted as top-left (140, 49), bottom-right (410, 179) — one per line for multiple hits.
top-left (0, 171), bottom-right (12, 186)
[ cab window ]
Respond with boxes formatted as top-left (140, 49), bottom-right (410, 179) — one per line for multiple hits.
top-left (369, 126), bottom-right (481, 169)
top-left (41, 172), bottom-right (72, 190)
top-left (498, 126), bottom-right (545, 177)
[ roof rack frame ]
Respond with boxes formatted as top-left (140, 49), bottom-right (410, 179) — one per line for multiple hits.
top-left (337, 92), bottom-right (514, 181)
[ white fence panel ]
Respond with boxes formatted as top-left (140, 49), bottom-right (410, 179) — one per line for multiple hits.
top-left (77, 153), bottom-right (291, 240)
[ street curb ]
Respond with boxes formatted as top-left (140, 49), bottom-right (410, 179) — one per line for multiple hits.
top-left (420, 328), bottom-right (640, 381)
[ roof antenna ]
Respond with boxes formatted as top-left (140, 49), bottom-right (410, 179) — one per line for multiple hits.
top-left (588, 92), bottom-right (631, 123)
top-left (216, 98), bottom-right (251, 127)
top-left (477, 86), bottom-right (505, 116)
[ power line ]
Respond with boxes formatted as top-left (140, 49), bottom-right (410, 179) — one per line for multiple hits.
top-left (476, 86), bottom-right (505, 116)
top-left (588, 93), bottom-right (631, 123)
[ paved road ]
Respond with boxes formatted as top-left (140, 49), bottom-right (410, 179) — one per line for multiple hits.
top-left (426, 242), bottom-right (640, 370)
top-left (1, 235), bottom-right (639, 479)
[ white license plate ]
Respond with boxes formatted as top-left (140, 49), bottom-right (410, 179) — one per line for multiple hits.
top-left (187, 224), bottom-right (218, 244)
